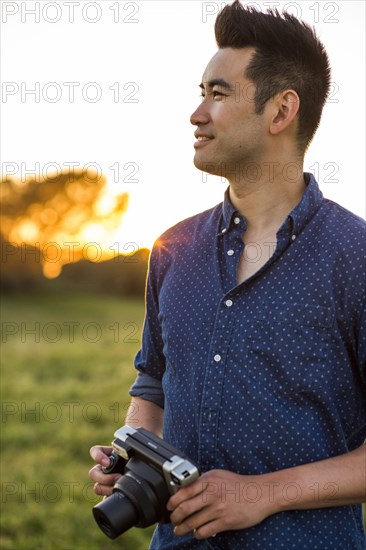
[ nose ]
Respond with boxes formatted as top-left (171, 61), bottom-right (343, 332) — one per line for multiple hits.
top-left (190, 100), bottom-right (210, 126)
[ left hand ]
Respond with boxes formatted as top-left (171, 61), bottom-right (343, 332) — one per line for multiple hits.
top-left (167, 469), bottom-right (275, 540)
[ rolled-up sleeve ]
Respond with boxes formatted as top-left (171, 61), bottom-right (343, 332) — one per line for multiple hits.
top-left (128, 241), bottom-right (166, 409)
top-left (129, 371), bottom-right (164, 408)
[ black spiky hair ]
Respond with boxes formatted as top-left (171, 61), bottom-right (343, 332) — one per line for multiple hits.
top-left (215, 0), bottom-right (331, 151)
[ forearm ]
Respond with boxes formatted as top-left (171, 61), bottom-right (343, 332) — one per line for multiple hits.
top-left (265, 444), bottom-right (366, 514)
top-left (125, 396), bottom-right (164, 438)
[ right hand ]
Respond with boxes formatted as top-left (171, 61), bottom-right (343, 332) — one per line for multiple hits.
top-left (89, 445), bottom-right (122, 497)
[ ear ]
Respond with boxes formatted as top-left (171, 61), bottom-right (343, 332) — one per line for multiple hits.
top-left (269, 89), bottom-right (300, 136)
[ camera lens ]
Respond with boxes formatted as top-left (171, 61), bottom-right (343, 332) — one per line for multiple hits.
top-left (93, 457), bottom-right (171, 539)
top-left (93, 491), bottom-right (138, 540)
top-left (92, 466), bottom-right (163, 539)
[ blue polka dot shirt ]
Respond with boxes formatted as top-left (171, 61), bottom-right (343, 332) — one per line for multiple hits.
top-left (130, 174), bottom-right (366, 549)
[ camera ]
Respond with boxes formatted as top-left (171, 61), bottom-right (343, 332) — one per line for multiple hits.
top-left (92, 425), bottom-right (200, 539)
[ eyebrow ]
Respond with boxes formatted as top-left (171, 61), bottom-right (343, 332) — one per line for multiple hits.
top-left (199, 78), bottom-right (236, 92)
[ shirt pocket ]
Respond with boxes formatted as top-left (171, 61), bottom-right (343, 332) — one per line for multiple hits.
top-left (242, 303), bottom-right (336, 395)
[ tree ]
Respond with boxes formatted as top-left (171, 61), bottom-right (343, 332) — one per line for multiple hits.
top-left (1, 169), bottom-right (129, 278)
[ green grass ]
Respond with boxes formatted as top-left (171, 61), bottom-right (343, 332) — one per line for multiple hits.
top-left (0, 290), bottom-right (155, 549)
top-left (1, 291), bottom-right (365, 548)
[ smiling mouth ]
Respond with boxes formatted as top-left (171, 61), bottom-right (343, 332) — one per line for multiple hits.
top-left (194, 136), bottom-right (214, 148)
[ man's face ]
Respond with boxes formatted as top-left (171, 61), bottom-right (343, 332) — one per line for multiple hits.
top-left (191, 47), bottom-right (267, 180)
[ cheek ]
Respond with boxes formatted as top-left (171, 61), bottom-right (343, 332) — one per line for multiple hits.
top-left (211, 101), bottom-right (238, 122)
top-left (214, 102), bottom-right (252, 130)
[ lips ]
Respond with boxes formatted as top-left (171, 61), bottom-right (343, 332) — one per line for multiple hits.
top-left (194, 132), bottom-right (214, 148)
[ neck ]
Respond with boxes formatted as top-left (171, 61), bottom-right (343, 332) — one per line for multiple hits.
top-left (228, 159), bottom-right (306, 239)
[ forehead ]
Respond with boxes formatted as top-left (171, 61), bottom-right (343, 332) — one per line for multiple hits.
top-left (202, 47), bottom-right (256, 85)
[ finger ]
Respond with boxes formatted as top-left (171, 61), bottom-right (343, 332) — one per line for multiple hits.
top-left (89, 445), bottom-right (114, 467)
top-left (173, 507), bottom-right (220, 537)
top-left (193, 519), bottom-right (222, 540)
top-left (170, 492), bottom-right (207, 526)
top-left (167, 479), bottom-right (204, 512)
top-left (167, 471), bottom-right (221, 512)
top-left (88, 464), bottom-right (121, 485)
top-left (93, 482), bottom-right (114, 497)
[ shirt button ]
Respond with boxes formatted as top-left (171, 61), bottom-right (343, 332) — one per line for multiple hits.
top-left (225, 299), bottom-right (233, 307)
top-left (291, 234), bottom-right (296, 241)
top-left (227, 249), bottom-right (234, 256)
top-left (214, 354), bottom-right (221, 362)
top-left (234, 217), bottom-right (240, 224)
top-left (221, 228), bottom-right (227, 233)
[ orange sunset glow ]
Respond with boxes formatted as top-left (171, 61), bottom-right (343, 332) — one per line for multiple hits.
top-left (1, 169), bottom-right (132, 278)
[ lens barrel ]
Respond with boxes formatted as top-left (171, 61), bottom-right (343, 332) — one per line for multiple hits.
top-left (92, 456), bottom-right (172, 539)
top-left (93, 491), bottom-right (138, 540)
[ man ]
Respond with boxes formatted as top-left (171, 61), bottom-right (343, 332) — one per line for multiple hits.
top-left (89, 2), bottom-right (366, 548)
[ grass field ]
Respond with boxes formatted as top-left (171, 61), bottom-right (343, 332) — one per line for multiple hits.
top-left (1, 290), bottom-right (155, 550)
top-left (1, 290), bottom-right (365, 549)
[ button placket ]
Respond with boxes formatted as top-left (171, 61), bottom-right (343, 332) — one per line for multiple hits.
top-left (198, 296), bottom-right (235, 468)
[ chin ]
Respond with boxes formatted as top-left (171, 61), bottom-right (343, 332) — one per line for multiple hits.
top-left (193, 156), bottom-right (220, 176)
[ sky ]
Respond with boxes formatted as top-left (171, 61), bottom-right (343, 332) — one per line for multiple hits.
top-left (1, 0), bottom-right (365, 252)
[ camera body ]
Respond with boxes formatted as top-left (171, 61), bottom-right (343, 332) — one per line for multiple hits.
top-left (92, 425), bottom-right (200, 539)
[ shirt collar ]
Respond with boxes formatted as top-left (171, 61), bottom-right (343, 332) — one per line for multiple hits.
top-left (221, 187), bottom-right (238, 232)
top-left (286, 172), bottom-right (323, 236)
top-left (220, 172), bottom-right (324, 237)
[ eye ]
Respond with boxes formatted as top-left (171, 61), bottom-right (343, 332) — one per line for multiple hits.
top-left (200, 90), bottom-right (226, 101)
